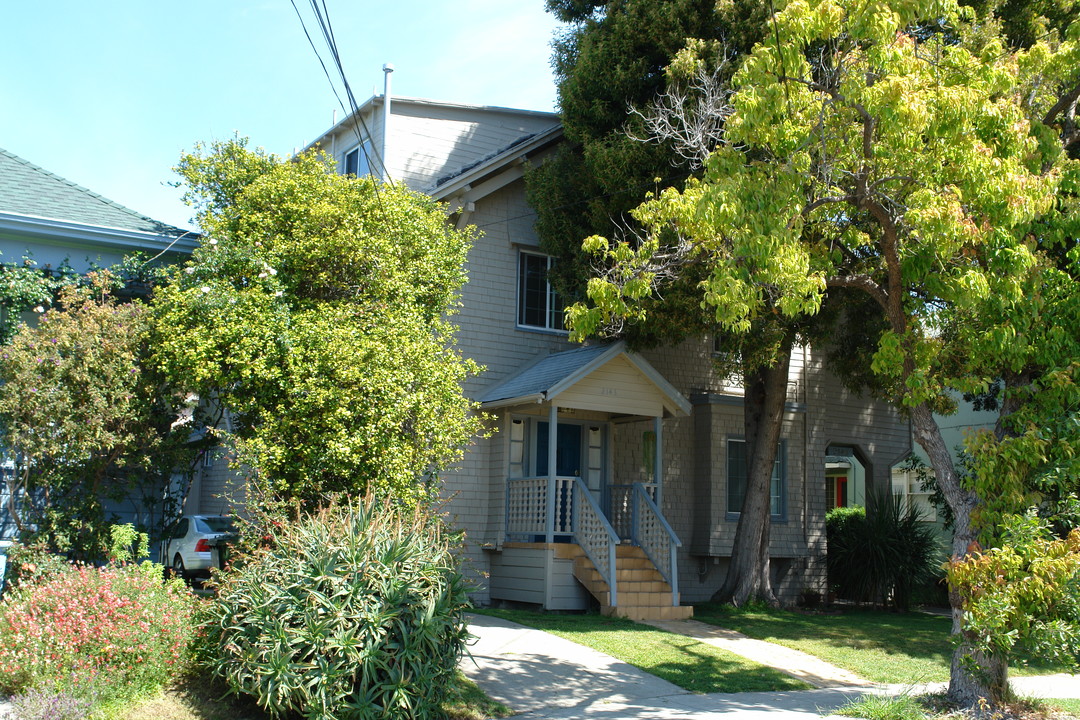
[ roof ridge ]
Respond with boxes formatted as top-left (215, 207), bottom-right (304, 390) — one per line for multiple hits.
top-left (0, 147), bottom-right (189, 236)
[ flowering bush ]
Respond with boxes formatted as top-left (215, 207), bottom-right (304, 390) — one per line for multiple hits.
top-left (8, 686), bottom-right (93, 720)
top-left (0, 557), bottom-right (198, 707)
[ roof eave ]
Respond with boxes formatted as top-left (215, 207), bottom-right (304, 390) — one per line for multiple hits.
top-left (0, 212), bottom-right (200, 255)
top-left (479, 393), bottom-right (545, 410)
top-left (429, 125), bottom-right (564, 201)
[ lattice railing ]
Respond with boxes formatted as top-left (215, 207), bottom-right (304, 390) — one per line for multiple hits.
top-left (505, 476), bottom-right (576, 541)
top-left (631, 483), bottom-right (681, 606)
top-left (572, 477), bottom-right (620, 606)
top-left (609, 483), bottom-right (657, 541)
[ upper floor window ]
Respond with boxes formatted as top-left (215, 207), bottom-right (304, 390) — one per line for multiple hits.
top-left (727, 438), bottom-right (785, 519)
top-left (517, 251), bottom-right (565, 332)
top-left (343, 140), bottom-right (371, 177)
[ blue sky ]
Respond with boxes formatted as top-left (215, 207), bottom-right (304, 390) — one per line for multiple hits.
top-left (0, 1), bottom-right (564, 231)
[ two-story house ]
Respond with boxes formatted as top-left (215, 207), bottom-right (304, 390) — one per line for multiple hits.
top-left (302, 91), bottom-right (912, 619)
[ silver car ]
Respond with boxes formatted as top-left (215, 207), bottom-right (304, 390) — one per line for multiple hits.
top-left (161, 515), bottom-right (236, 579)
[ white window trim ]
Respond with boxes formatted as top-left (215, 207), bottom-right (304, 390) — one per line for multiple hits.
top-left (343, 139), bottom-right (372, 177)
top-left (516, 250), bottom-right (567, 334)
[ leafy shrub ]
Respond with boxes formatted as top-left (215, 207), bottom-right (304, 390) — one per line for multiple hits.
top-left (0, 558), bottom-right (197, 707)
top-left (826, 493), bottom-right (941, 610)
top-left (204, 498), bottom-right (472, 720)
top-left (948, 513), bottom-right (1080, 669)
top-left (2, 542), bottom-right (72, 594)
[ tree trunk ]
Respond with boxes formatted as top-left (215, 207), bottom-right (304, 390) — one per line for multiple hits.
top-left (909, 404), bottom-right (1009, 705)
top-left (712, 333), bottom-right (793, 607)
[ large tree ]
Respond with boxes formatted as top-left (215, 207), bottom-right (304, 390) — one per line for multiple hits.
top-left (569, 0), bottom-right (1080, 706)
top-left (0, 273), bottom-right (196, 558)
top-left (155, 139), bottom-right (481, 511)
top-left (535, 0), bottom-right (823, 607)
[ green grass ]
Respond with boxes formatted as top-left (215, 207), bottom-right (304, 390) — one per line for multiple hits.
top-left (120, 672), bottom-right (510, 720)
top-left (475, 608), bottom-right (810, 694)
top-left (693, 603), bottom-right (953, 684)
top-left (1050, 699), bottom-right (1080, 715)
top-left (692, 604), bottom-right (1072, 685)
top-left (834, 693), bottom-right (928, 720)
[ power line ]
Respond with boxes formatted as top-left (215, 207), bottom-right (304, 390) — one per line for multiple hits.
top-left (288, 4), bottom-right (396, 246)
top-left (290, 0), bottom-right (391, 183)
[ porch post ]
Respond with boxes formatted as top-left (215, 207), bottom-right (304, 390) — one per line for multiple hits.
top-left (654, 415), bottom-right (663, 508)
top-left (546, 403), bottom-right (558, 543)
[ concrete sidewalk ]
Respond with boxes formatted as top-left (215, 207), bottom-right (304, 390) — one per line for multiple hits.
top-left (461, 613), bottom-right (1080, 720)
top-left (460, 613), bottom-right (874, 719)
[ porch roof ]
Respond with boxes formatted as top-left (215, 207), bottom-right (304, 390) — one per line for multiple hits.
top-left (479, 341), bottom-right (692, 418)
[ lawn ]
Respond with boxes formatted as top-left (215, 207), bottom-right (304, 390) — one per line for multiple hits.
top-left (475, 608), bottom-right (810, 694)
top-left (692, 603), bottom-right (953, 684)
top-left (693, 604), bottom-right (1070, 684)
top-left (122, 672), bottom-right (511, 720)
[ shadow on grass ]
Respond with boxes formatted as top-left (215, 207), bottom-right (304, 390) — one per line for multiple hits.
top-left (473, 608), bottom-right (808, 695)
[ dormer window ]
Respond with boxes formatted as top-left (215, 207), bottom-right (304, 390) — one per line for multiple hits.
top-left (343, 140), bottom-right (372, 177)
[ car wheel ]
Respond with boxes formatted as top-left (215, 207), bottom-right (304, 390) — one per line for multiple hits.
top-left (173, 554), bottom-right (188, 581)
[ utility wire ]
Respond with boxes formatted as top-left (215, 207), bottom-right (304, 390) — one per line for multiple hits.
top-left (292, 0), bottom-right (391, 182)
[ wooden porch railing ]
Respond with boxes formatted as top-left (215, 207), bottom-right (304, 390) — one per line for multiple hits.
top-left (630, 483), bottom-right (682, 606)
top-left (504, 477), bottom-right (680, 608)
top-left (608, 483), bottom-right (657, 542)
top-left (571, 477), bottom-right (620, 607)
top-left (505, 476), bottom-right (575, 539)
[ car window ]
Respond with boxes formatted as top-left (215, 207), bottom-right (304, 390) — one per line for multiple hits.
top-left (198, 517), bottom-right (235, 533)
top-left (171, 518), bottom-right (189, 539)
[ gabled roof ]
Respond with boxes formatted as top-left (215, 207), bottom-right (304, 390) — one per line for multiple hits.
top-left (479, 341), bottom-right (692, 418)
top-left (0, 148), bottom-right (191, 239)
top-left (428, 124), bottom-right (563, 200)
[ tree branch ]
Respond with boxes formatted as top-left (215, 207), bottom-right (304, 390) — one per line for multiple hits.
top-left (825, 273), bottom-right (890, 311)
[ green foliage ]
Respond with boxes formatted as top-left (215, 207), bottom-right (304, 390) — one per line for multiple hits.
top-left (827, 498), bottom-right (942, 611)
top-left (107, 523), bottom-right (150, 564)
top-left (0, 558), bottom-right (197, 711)
top-left (0, 273), bottom-right (196, 558)
top-left (0, 257), bottom-right (80, 345)
top-left (567, 0), bottom-right (1079, 699)
top-left (156, 138), bottom-right (481, 509)
top-left (529, 0), bottom-right (769, 344)
top-left (835, 692), bottom-right (928, 720)
top-left (3, 542), bottom-right (72, 592)
top-left (947, 513), bottom-right (1080, 668)
top-left (203, 498), bottom-right (472, 720)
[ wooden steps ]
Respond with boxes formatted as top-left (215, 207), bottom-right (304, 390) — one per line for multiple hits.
top-left (568, 543), bottom-right (693, 622)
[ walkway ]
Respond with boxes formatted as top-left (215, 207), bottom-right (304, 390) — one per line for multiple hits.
top-left (461, 613), bottom-right (873, 719)
top-left (461, 613), bottom-right (1080, 720)
top-left (645, 618), bottom-right (865, 688)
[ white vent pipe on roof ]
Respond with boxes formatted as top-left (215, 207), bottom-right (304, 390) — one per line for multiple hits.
top-left (382, 63), bottom-right (394, 181)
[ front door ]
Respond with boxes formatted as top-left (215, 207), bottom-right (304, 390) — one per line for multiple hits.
top-left (538, 421), bottom-right (605, 500)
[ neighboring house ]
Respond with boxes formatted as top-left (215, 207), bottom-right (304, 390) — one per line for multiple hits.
top-left (0, 147), bottom-right (199, 538)
top-left (304, 92), bottom-right (913, 619)
top-left (890, 394), bottom-right (998, 535)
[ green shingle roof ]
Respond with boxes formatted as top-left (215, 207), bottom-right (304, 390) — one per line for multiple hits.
top-left (0, 147), bottom-right (189, 237)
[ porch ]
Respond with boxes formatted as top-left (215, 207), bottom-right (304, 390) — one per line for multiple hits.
top-left (479, 342), bottom-right (694, 620)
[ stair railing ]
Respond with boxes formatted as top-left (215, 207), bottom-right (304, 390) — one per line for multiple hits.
top-left (630, 482), bottom-right (682, 606)
top-left (572, 477), bottom-right (620, 607)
